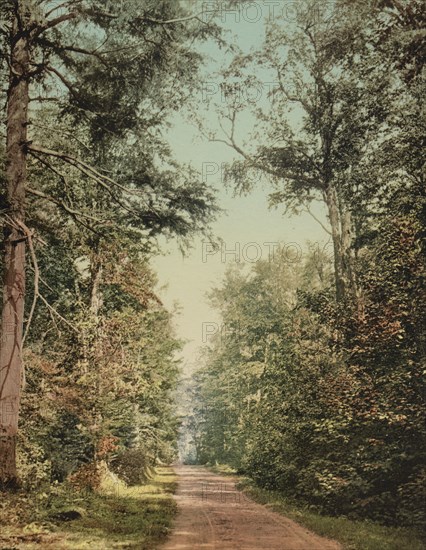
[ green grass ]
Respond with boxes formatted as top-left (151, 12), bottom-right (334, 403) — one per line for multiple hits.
top-left (238, 479), bottom-right (425, 550)
top-left (208, 463), bottom-right (238, 476)
top-left (0, 467), bottom-right (177, 550)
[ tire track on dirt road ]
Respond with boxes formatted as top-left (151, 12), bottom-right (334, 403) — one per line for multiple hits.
top-left (161, 465), bottom-right (341, 550)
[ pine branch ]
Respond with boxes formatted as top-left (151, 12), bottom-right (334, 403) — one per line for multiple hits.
top-left (42, 40), bottom-right (110, 67)
top-left (28, 144), bottom-right (141, 197)
top-left (27, 186), bottom-right (107, 225)
top-left (28, 144), bottom-right (151, 218)
top-left (30, 122), bottom-right (91, 151)
top-left (46, 65), bottom-right (81, 100)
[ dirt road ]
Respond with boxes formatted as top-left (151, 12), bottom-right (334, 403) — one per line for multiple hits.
top-left (162, 465), bottom-right (341, 550)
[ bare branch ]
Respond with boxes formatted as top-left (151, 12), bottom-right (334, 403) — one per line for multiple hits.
top-left (142, 12), bottom-right (210, 25)
top-left (83, 9), bottom-right (212, 25)
top-left (28, 154), bottom-right (114, 233)
top-left (302, 203), bottom-right (332, 235)
top-left (39, 294), bottom-right (80, 333)
top-left (276, 67), bottom-right (312, 114)
top-left (208, 111), bottom-right (281, 180)
top-left (28, 265), bottom-right (55, 294)
top-left (32, 11), bottom-right (79, 38)
top-left (29, 96), bottom-right (60, 103)
top-left (17, 222), bottom-right (39, 346)
top-left (45, 1), bottom-right (80, 19)
top-left (28, 144), bottom-right (145, 198)
top-left (83, 9), bottom-right (117, 19)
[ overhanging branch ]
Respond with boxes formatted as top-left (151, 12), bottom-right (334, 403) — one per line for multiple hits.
top-left (27, 186), bottom-right (107, 226)
top-left (28, 144), bottom-right (155, 219)
top-left (31, 11), bottom-right (79, 38)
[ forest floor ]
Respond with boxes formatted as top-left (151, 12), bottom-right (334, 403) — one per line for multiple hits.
top-left (1, 465), bottom-right (423, 549)
top-left (161, 465), bottom-right (341, 549)
top-left (0, 467), bottom-right (177, 549)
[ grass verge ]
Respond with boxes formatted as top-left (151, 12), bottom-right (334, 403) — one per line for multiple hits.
top-left (0, 466), bottom-right (177, 550)
top-left (238, 478), bottom-right (425, 550)
top-left (207, 463), bottom-right (238, 476)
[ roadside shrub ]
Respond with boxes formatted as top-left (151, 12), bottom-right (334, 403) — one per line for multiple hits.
top-left (68, 462), bottom-right (101, 491)
top-left (110, 448), bottom-right (153, 486)
top-left (396, 468), bottom-right (426, 528)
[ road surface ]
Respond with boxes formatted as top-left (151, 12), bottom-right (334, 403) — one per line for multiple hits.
top-left (162, 465), bottom-right (341, 550)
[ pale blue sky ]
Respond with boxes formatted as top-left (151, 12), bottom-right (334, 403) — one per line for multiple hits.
top-left (152, 2), bottom-right (329, 369)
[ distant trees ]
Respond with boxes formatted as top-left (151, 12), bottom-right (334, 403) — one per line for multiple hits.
top-left (190, 0), bottom-right (425, 527)
top-left (193, 230), bottom-right (425, 524)
top-left (0, 0), bottom-right (218, 486)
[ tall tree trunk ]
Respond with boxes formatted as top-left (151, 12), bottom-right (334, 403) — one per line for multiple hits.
top-left (325, 184), bottom-right (358, 302)
top-left (0, 8), bottom-right (30, 488)
top-left (90, 261), bottom-right (103, 319)
top-left (340, 208), bottom-right (358, 299)
top-left (325, 184), bottom-right (346, 302)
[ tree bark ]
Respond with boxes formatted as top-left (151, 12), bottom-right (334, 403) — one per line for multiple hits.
top-left (0, 5), bottom-right (30, 488)
top-left (90, 260), bottom-right (103, 319)
top-left (324, 184), bottom-right (358, 303)
top-left (325, 184), bottom-right (346, 302)
top-left (340, 208), bottom-right (358, 300)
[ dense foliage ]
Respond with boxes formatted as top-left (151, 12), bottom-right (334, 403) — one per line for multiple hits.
top-left (0, 0), bottom-right (424, 537)
top-left (0, 0), bottom-right (219, 488)
top-left (187, 0), bottom-right (425, 529)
